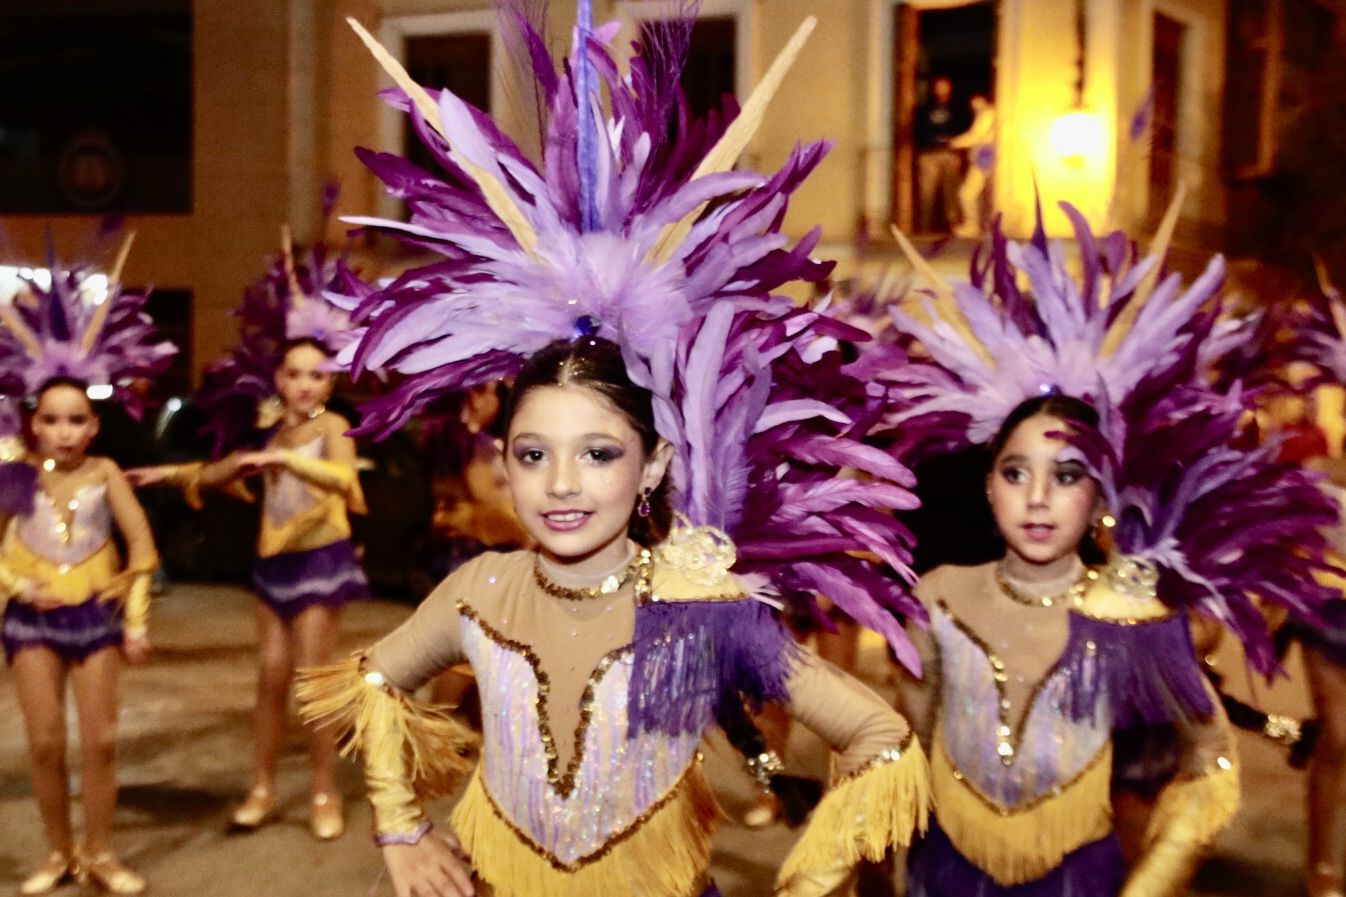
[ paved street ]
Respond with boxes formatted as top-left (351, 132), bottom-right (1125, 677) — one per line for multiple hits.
top-left (0, 582), bottom-right (1317, 896)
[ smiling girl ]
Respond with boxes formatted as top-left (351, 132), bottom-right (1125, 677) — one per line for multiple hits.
top-left (300, 337), bottom-right (928, 897)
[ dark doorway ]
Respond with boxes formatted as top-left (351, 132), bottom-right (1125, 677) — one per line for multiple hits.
top-left (893, 2), bottom-right (996, 233)
top-left (403, 32), bottom-right (493, 178)
top-left (1149, 13), bottom-right (1187, 222)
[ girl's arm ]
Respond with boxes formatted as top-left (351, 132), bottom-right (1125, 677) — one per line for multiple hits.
top-left (895, 572), bottom-right (941, 750)
top-left (1119, 679), bottom-right (1239, 897)
top-left (103, 459), bottom-right (160, 643)
top-left (0, 512), bottom-right (40, 612)
top-left (774, 650), bottom-right (931, 897)
top-left (270, 414), bottom-right (361, 498)
top-left (297, 570), bottom-right (480, 897)
top-left (297, 569), bottom-right (479, 839)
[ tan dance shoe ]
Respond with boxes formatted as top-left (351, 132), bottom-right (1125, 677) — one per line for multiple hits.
top-left (75, 851), bottom-right (146, 896)
top-left (229, 784), bottom-right (276, 830)
top-left (310, 792), bottom-right (344, 841)
top-left (18, 851), bottom-right (76, 896)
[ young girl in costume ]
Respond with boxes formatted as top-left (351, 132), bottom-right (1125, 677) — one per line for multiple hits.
top-left (881, 205), bottom-right (1337, 896)
top-left (298, 8), bottom-right (933, 897)
top-left (128, 228), bottom-right (368, 840)
top-left (1276, 276), bottom-right (1346, 897)
top-left (302, 337), bottom-right (928, 897)
top-left (0, 250), bottom-right (174, 896)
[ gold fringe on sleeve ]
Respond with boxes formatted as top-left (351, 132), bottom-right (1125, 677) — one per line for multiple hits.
top-left (296, 655), bottom-right (480, 836)
top-left (928, 729), bottom-right (1115, 886)
top-left (775, 737), bottom-right (931, 897)
top-left (450, 763), bottom-right (721, 897)
top-left (1121, 752), bottom-right (1241, 897)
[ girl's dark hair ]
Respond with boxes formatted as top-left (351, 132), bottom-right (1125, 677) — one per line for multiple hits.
top-left (988, 393), bottom-right (1100, 459)
top-left (30, 376), bottom-right (99, 412)
top-left (502, 337), bottom-right (671, 544)
top-left (281, 337), bottom-right (336, 360)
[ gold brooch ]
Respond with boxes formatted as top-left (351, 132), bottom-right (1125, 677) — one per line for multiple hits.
top-left (657, 518), bottom-right (737, 587)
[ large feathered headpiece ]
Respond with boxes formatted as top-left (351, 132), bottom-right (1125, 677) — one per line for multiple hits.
top-left (337, 5), bottom-right (927, 669)
top-left (882, 199), bottom-right (1337, 675)
top-left (0, 232), bottom-right (176, 420)
top-left (197, 198), bottom-right (361, 456)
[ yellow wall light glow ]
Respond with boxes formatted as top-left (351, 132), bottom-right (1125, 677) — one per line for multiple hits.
top-left (1049, 107), bottom-right (1107, 168)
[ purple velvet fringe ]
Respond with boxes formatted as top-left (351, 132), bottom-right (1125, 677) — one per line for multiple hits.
top-left (2, 598), bottom-right (124, 664)
top-left (0, 461), bottom-right (37, 517)
top-left (1063, 612), bottom-right (1214, 729)
top-left (626, 598), bottom-right (797, 738)
top-left (907, 819), bottom-right (1126, 897)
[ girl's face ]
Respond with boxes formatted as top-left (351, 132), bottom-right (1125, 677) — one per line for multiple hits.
top-left (987, 413), bottom-right (1100, 566)
top-left (275, 343), bottom-right (335, 417)
top-left (31, 385), bottom-right (99, 464)
top-left (505, 384), bottom-right (670, 571)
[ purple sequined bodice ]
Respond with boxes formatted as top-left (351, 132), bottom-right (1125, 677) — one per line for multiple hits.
top-left (460, 613), bottom-right (702, 866)
top-left (17, 483), bottom-right (111, 566)
top-left (264, 435), bottom-right (323, 525)
top-left (932, 605), bottom-right (1110, 809)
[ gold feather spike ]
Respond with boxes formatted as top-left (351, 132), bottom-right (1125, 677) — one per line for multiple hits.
top-left (346, 17), bottom-right (540, 256)
top-left (108, 231), bottom-right (136, 285)
top-left (890, 225), bottom-right (995, 366)
top-left (1313, 255), bottom-right (1346, 338)
top-left (0, 303), bottom-right (42, 359)
top-left (81, 230), bottom-right (137, 354)
top-left (1100, 181), bottom-right (1188, 358)
top-left (280, 224), bottom-right (307, 307)
top-left (648, 17), bottom-right (817, 266)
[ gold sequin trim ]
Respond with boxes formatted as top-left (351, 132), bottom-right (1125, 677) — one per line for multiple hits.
top-left (473, 762), bottom-right (705, 870)
top-left (533, 548), bottom-right (650, 601)
top-left (457, 601), bottom-right (632, 799)
top-left (936, 600), bottom-right (1070, 767)
top-left (936, 734), bottom-right (1111, 816)
top-left (995, 563), bottom-right (1096, 608)
top-left (1071, 607), bottom-right (1177, 626)
top-left (834, 729), bottom-right (915, 785)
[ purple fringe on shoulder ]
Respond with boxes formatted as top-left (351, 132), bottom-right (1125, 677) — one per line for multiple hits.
top-left (0, 462), bottom-right (36, 517)
top-left (907, 819), bottom-right (1126, 897)
top-left (1063, 613), bottom-right (1214, 729)
top-left (627, 598), bottom-right (797, 738)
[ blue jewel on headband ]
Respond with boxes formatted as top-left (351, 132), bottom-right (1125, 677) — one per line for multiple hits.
top-left (1037, 382), bottom-right (1061, 396)
top-left (572, 314), bottom-right (602, 340)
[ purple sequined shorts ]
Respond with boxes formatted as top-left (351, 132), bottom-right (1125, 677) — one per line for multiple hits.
top-left (907, 818), bottom-right (1126, 897)
top-left (252, 540), bottom-right (369, 621)
top-left (2, 597), bottom-right (124, 664)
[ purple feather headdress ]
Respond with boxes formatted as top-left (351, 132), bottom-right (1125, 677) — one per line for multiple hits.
top-left (882, 201), bottom-right (1337, 675)
top-left (197, 212), bottom-right (362, 456)
top-left (0, 234), bottom-right (175, 420)
top-left (1282, 258), bottom-right (1346, 386)
top-left (337, 9), bottom-right (926, 669)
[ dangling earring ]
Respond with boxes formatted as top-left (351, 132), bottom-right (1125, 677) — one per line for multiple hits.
top-left (637, 487), bottom-right (652, 518)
